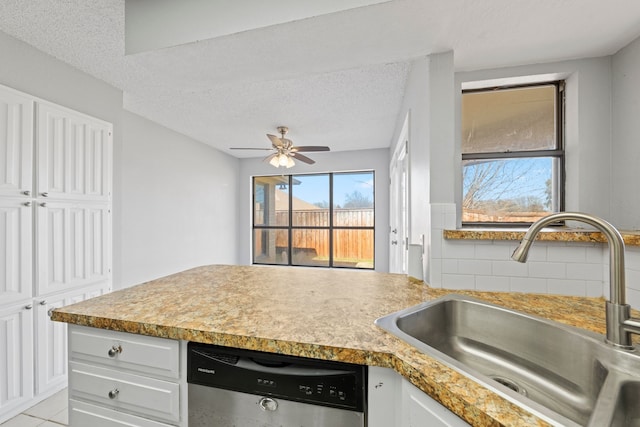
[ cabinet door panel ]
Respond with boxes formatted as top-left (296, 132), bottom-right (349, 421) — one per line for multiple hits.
top-left (0, 85), bottom-right (33, 198)
top-left (36, 102), bottom-right (112, 201)
top-left (37, 201), bottom-right (111, 295)
top-left (0, 199), bottom-right (32, 304)
top-left (35, 284), bottom-right (110, 396)
top-left (0, 303), bottom-right (34, 420)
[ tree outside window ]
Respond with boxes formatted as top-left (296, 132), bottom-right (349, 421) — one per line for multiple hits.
top-left (462, 83), bottom-right (565, 224)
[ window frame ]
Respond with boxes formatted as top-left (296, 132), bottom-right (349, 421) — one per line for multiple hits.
top-left (252, 171), bottom-right (375, 269)
top-left (461, 81), bottom-right (566, 226)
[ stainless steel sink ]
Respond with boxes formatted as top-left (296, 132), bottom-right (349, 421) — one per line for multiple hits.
top-left (375, 294), bottom-right (640, 426)
top-left (610, 382), bottom-right (640, 427)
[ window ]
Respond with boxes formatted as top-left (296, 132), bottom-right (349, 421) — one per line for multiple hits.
top-left (462, 82), bottom-right (565, 225)
top-left (252, 171), bottom-right (374, 269)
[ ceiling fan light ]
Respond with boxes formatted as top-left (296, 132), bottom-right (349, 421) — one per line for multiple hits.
top-left (269, 155), bottom-right (280, 167)
top-left (278, 153), bottom-right (289, 167)
top-left (285, 156), bottom-right (295, 168)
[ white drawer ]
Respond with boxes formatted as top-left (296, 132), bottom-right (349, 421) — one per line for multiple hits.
top-left (69, 325), bottom-right (179, 379)
top-left (70, 399), bottom-right (175, 427)
top-left (69, 361), bottom-right (180, 423)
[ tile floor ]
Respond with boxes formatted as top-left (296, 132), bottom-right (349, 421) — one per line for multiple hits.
top-left (0, 389), bottom-right (68, 426)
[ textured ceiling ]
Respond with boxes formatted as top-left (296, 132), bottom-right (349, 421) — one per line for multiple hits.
top-left (1, 0), bottom-right (640, 157)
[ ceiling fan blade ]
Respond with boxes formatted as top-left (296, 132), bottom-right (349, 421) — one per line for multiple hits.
top-left (267, 134), bottom-right (284, 148)
top-left (230, 147), bottom-right (274, 150)
top-left (291, 146), bottom-right (330, 152)
top-left (291, 152), bottom-right (315, 164)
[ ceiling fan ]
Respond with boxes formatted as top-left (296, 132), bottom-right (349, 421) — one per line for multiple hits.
top-left (230, 126), bottom-right (330, 168)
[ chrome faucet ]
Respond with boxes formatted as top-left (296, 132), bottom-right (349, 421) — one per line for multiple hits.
top-left (512, 212), bottom-right (640, 349)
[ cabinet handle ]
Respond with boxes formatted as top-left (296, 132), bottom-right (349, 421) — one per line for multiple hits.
top-left (40, 202), bottom-right (47, 207)
top-left (41, 192), bottom-right (49, 197)
top-left (22, 190), bottom-right (30, 196)
top-left (108, 389), bottom-right (119, 399)
top-left (23, 202), bottom-right (32, 207)
top-left (39, 300), bottom-right (47, 305)
top-left (25, 304), bottom-right (33, 310)
top-left (108, 344), bottom-right (122, 357)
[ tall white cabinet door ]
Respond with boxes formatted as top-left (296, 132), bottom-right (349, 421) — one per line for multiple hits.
top-left (0, 199), bottom-right (33, 305)
top-left (0, 85), bottom-right (33, 198)
top-left (36, 201), bottom-right (111, 296)
top-left (35, 284), bottom-right (109, 396)
top-left (0, 302), bottom-right (34, 417)
top-left (36, 102), bottom-right (112, 201)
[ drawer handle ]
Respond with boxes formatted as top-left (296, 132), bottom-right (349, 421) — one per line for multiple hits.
top-left (108, 388), bottom-right (119, 399)
top-left (108, 344), bottom-right (122, 357)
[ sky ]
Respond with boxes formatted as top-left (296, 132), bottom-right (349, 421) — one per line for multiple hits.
top-left (289, 171), bottom-right (375, 207)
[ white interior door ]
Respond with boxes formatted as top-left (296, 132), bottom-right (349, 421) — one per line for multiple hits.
top-left (389, 121), bottom-right (409, 274)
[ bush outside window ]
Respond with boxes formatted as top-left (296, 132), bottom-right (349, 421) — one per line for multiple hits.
top-left (461, 82), bottom-right (565, 225)
top-left (253, 171), bottom-right (374, 269)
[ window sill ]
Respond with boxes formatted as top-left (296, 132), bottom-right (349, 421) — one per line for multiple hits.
top-left (443, 228), bottom-right (640, 247)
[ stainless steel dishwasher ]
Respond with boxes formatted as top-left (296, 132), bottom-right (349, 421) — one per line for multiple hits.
top-left (188, 342), bottom-right (367, 426)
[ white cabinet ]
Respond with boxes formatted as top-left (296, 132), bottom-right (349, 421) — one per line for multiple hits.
top-left (35, 284), bottom-right (110, 396)
top-left (368, 367), bottom-right (470, 427)
top-left (0, 302), bottom-right (34, 417)
top-left (36, 200), bottom-right (111, 296)
top-left (0, 85), bottom-right (33, 198)
top-left (36, 102), bottom-right (112, 201)
top-left (0, 83), bottom-right (113, 424)
top-left (0, 198), bottom-right (32, 305)
top-left (401, 378), bottom-right (471, 427)
top-left (68, 326), bottom-right (185, 427)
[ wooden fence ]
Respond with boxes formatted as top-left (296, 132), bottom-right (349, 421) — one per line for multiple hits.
top-left (256, 209), bottom-right (374, 261)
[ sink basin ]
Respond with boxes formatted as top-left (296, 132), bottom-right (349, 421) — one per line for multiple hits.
top-left (611, 382), bottom-right (640, 427)
top-left (376, 295), bottom-right (640, 426)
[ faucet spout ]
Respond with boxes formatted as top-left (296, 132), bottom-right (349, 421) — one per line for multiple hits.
top-left (512, 212), bottom-right (640, 349)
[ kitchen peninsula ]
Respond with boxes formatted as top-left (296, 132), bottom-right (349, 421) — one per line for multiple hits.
top-left (52, 264), bottom-right (609, 426)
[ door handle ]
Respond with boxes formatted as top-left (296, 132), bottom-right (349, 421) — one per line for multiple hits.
top-left (391, 240), bottom-right (398, 245)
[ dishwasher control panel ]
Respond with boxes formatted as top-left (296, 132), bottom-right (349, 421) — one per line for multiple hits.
top-left (188, 342), bottom-right (366, 411)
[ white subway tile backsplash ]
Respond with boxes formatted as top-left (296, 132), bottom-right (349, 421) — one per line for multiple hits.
top-left (492, 260), bottom-right (529, 277)
top-left (627, 288), bottom-right (640, 310)
top-left (586, 281), bottom-right (605, 298)
top-left (476, 243), bottom-right (512, 260)
top-left (547, 244), bottom-right (587, 263)
top-left (433, 221), bottom-right (637, 302)
top-left (510, 277), bottom-right (547, 293)
top-left (547, 279), bottom-right (587, 296)
top-left (566, 263), bottom-right (604, 281)
top-left (626, 267), bottom-right (640, 292)
top-left (458, 259), bottom-right (493, 275)
top-left (521, 245), bottom-right (548, 262)
top-left (442, 240), bottom-right (476, 259)
top-left (430, 234), bottom-right (443, 259)
top-left (442, 258), bottom-right (458, 274)
top-left (442, 274), bottom-right (475, 290)
top-left (476, 275), bottom-right (511, 292)
top-left (528, 262), bottom-right (566, 279)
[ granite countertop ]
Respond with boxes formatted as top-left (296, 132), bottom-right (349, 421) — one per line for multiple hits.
top-left (51, 264), bottom-right (610, 427)
top-left (444, 228), bottom-right (640, 246)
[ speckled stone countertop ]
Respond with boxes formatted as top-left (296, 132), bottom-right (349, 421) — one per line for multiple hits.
top-left (52, 264), bottom-right (612, 427)
top-left (444, 228), bottom-right (640, 246)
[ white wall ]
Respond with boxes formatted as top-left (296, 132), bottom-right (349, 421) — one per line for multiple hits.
top-left (120, 112), bottom-right (240, 287)
top-left (612, 34), bottom-right (640, 307)
top-left (238, 148), bottom-right (390, 272)
top-left (612, 35), bottom-right (640, 230)
top-left (388, 52), bottom-right (455, 280)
